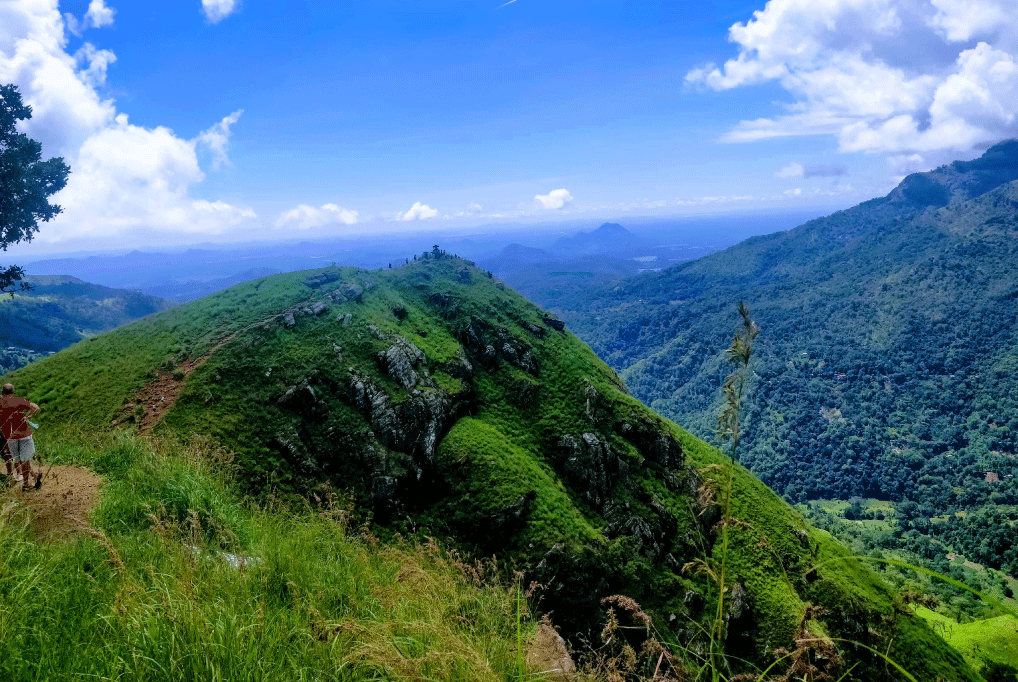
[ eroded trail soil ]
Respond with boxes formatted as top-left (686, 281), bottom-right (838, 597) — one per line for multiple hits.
top-left (114, 356), bottom-right (206, 432)
top-left (2, 465), bottom-right (102, 541)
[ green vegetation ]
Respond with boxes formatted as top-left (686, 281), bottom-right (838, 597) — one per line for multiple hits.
top-left (0, 274), bottom-right (171, 371)
top-left (537, 141), bottom-right (1018, 583)
top-left (913, 607), bottom-right (1018, 676)
top-left (5, 253), bottom-right (990, 679)
top-left (0, 431), bottom-right (533, 682)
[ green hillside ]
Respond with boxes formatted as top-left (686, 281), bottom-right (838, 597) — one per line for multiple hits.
top-left (0, 274), bottom-right (172, 370)
top-left (7, 254), bottom-right (985, 680)
top-left (542, 141), bottom-right (1018, 577)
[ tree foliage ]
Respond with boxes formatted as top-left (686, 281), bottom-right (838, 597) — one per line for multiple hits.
top-left (0, 83), bottom-right (70, 293)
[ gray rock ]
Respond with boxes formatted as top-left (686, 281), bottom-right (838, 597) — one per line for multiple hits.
top-left (341, 312), bottom-right (353, 326)
top-left (522, 321), bottom-right (546, 338)
top-left (283, 312), bottom-right (296, 328)
top-left (728, 582), bottom-right (748, 621)
top-left (343, 283), bottom-right (364, 302)
top-left (558, 433), bottom-right (621, 509)
top-left (377, 338), bottom-right (427, 389)
top-left (349, 372), bottom-right (453, 468)
top-left (543, 315), bottom-right (565, 331)
top-left (367, 325), bottom-right (387, 340)
top-left (311, 301), bottom-right (328, 316)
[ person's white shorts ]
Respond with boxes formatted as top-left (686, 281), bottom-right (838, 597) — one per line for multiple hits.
top-left (7, 436), bottom-right (35, 462)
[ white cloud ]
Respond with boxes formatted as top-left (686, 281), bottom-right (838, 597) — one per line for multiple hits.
top-left (688, 0), bottom-right (1018, 157)
top-left (195, 109), bottom-right (243, 170)
top-left (0, 1), bottom-right (257, 244)
top-left (776, 162), bottom-right (804, 178)
top-left (65, 0), bottom-right (115, 36)
top-left (74, 42), bottom-right (115, 86)
top-left (399, 202), bottom-right (438, 221)
top-left (534, 188), bottom-right (573, 209)
top-left (202, 0), bottom-right (240, 24)
top-left (275, 203), bottom-right (359, 230)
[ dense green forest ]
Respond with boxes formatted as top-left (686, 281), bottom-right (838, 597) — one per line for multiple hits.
top-left (0, 275), bottom-right (171, 370)
top-left (536, 141), bottom-right (1018, 560)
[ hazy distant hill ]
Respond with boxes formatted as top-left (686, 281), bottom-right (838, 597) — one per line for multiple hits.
top-left (7, 258), bottom-right (979, 680)
top-left (0, 275), bottom-right (172, 371)
top-left (550, 141), bottom-right (1018, 559)
top-left (550, 222), bottom-right (645, 255)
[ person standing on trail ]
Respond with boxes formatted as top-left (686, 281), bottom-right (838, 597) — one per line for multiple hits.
top-left (1, 384), bottom-right (41, 491)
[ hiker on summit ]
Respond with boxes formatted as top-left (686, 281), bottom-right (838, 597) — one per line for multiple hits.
top-left (1, 384), bottom-right (40, 491)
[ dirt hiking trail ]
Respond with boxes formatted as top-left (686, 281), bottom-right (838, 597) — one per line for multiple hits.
top-left (2, 465), bottom-right (102, 541)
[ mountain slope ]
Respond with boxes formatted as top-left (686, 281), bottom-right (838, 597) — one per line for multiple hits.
top-left (550, 142), bottom-right (1018, 525)
top-left (8, 256), bottom-right (979, 680)
top-left (0, 275), bottom-right (172, 370)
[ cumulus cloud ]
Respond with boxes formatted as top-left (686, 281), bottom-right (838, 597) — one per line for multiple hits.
top-left (776, 162), bottom-right (804, 178)
top-left (65, 0), bottom-right (115, 36)
top-left (0, 0), bottom-right (256, 244)
top-left (74, 42), bottom-right (116, 87)
top-left (196, 109), bottom-right (243, 170)
top-left (201, 0), bottom-right (240, 24)
top-left (534, 188), bottom-right (573, 210)
top-left (687, 0), bottom-right (1018, 157)
top-left (399, 202), bottom-right (438, 221)
top-left (275, 203), bottom-right (359, 230)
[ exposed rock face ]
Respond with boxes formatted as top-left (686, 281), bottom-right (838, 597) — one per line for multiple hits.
top-left (278, 374), bottom-right (329, 420)
top-left (557, 433), bottom-right (624, 509)
top-left (616, 417), bottom-right (684, 469)
top-left (377, 338), bottom-right (427, 389)
top-left (459, 317), bottom-right (539, 376)
top-left (527, 623), bottom-right (576, 682)
top-left (349, 372), bottom-right (457, 475)
top-left (543, 315), bottom-right (565, 331)
top-left (305, 269), bottom-right (341, 289)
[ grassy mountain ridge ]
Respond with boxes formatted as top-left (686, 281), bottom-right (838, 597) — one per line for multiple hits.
top-left (8, 256), bottom-right (981, 679)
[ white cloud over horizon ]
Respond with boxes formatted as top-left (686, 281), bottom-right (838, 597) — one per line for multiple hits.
top-left (688, 0), bottom-right (1018, 166)
top-left (0, 0), bottom-right (256, 245)
top-left (201, 0), bottom-right (240, 25)
top-left (399, 202), bottom-right (439, 221)
top-left (534, 188), bottom-right (573, 210)
top-left (275, 203), bottom-right (359, 230)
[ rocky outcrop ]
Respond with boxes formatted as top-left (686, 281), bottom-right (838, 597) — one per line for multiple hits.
top-left (458, 317), bottom-right (539, 376)
top-left (277, 374), bottom-right (329, 420)
top-left (616, 417), bottom-right (684, 469)
top-left (557, 433), bottom-right (625, 509)
top-left (377, 338), bottom-right (427, 389)
top-left (543, 315), bottom-right (565, 331)
top-left (349, 371), bottom-right (462, 476)
top-left (305, 269), bottom-right (341, 289)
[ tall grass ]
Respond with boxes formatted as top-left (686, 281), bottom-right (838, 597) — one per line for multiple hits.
top-left (0, 430), bottom-right (534, 682)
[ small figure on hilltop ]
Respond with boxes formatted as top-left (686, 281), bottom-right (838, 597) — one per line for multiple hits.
top-left (1, 383), bottom-right (41, 491)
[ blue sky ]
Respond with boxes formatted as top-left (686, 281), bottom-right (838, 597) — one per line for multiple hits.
top-left (2, 0), bottom-right (1017, 253)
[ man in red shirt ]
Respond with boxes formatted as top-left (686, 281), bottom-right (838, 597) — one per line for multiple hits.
top-left (1, 384), bottom-right (40, 491)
